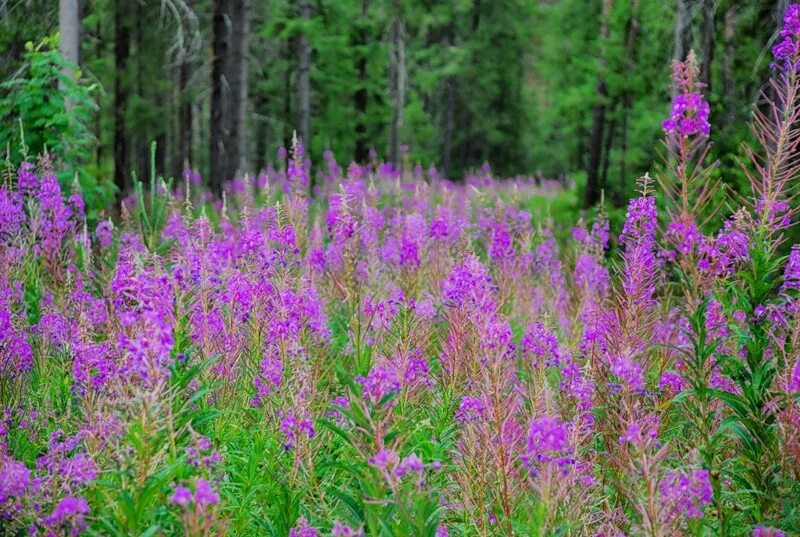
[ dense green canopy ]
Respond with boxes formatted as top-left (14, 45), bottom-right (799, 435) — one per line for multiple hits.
top-left (0, 0), bottom-right (785, 210)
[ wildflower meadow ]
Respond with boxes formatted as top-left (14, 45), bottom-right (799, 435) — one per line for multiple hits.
top-left (4, 4), bottom-right (800, 537)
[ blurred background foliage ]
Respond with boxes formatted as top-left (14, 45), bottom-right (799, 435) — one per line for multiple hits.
top-left (0, 0), bottom-right (789, 217)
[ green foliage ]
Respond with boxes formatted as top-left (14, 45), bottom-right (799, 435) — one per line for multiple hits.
top-left (134, 142), bottom-right (175, 252)
top-left (0, 36), bottom-right (93, 166)
top-left (317, 387), bottom-right (445, 536)
top-left (712, 236), bottom-right (786, 521)
top-left (0, 35), bottom-right (113, 218)
top-left (1, 0), bottom-right (784, 203)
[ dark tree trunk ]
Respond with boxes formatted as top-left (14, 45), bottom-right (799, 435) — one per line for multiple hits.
top-left (233, 0), bottom-right (250, 175)
top-left (354, 0), bottom-right (369, 164)
top-left (700, 0), bottom-right (715, 91)
top-left (600, 104), bottom-right (617, 194)
top-left (442, 23), bottom-right (456, 180)
top-left (721, 7), bottom-right (736, 130)
top-left (616, 0), bottom-right (639, 206)
top-left (178, 55), bottom-right (194, 175)
top-left (94, 11), bottom-right (103, 168)
top-left (388, 2), bottom-right (405, 168)
top-left (442, 76), bottom-right (456, 180)
top-left (113, 0), bottom-right (131, 194)
top-left (175, 0), bottom-right (196, 178)
top-left (255, 113), bottom-right (268, 172)
top-left (210, 0), bottom-right (250, 194)
top-left (674, 0), bottom-right (695, 62)
top-left (210, 0), bottom-right (228, 194)
top-left (297, 0), bottom-right (311, 155)
top-left (253, 87), bottom-right (269, 171)
top-left (134, 6), bottom-right (147, 182)
top-left (283, 41), bottom-right (293, 162)
top-left (584, 0), bottom-right (612, 209)
top-left (584, 82), bottom-right (608, 208)
top-left (155, 133), bottom-right (166, 178)
top-left (618, 94), bottom-right (630, 206)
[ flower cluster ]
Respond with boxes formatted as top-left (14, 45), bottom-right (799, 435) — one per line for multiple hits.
top-left (663, 92), bottom-right (711, 138)
top-left (663, 52), bottom-right (711, 139)
top-left (522, 416), bottom-right (574, 476)
top-left (357, 363), bottom-right (401, 405)
top-left (660, 469), bottom-right (713, 519)
top-left (773, 4), bottom-right (800, 71)
top-left (6, 22), bottom-right (800, 532)
top-left (172, 479), bottom-right (220, 507)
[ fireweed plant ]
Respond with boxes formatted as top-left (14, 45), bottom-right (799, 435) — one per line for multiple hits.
top-left (4, 9), bottom-right (800, 537)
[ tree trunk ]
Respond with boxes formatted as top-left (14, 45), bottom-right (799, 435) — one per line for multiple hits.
top-left (721, 7), bottom-right (736, 130)
top-left (58, 0), bottom-right (81, 149)
top-left (134, 5), bottom-right (147, 182)
top-left (388, 2), bottom-right (405, 169)
top-left (210, 0), bottom-right (228, 194)
top-left (618, 94), bottom-right (630, 206)
top-left (442, 23), bottom-right (456, 180)
top-left (175, 0), bottom-right (195, 177)
top-left (178, 55), bottom-right (194, 175)
top-left (94, 10), bottom-right (103, 168)
top-left (254, 89), bottom-right (269, 171)
top-left (584, 0), bottom-right (612, 209)
top-left (255, 117), bottom-right (268, 172)
top-left (59, 0), bottom-right (81, 85)
top-left (442, 76), bottom-right (456, 180)
top-left (155, 132), bottom-right (166, 178)
top-left (600, 104), bottom-right (617, 193)
top-left (584, 82), bottom-right (608, 208)
top-left (113, 0), bottom-right (131, 195)
top-left (674, 0), bottom-right (695, 62)
top-left (616, 0), bottom-right (639, 206)
top-left (700, 0), bottom-right (715, 91)
top-left (297, 0), bottom-right (311, 156)
top-left (283, 40), bottom-right (293, 159)
top-left (354, 0), bottom-right (369, 164)
top-left (210, 0), bottom-right (251, 194)
top-left (233, 0), bottom-right (250, 175)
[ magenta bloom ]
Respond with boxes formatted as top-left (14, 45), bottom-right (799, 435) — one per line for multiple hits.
top-left (45, 496), bottom-right (90, 535)
top-left (660, 468), bottom-right (713, 519)
top-left (0, 457), bottom-right (31, 506)
top-left (194, 479), bottom-right (220, 507)
top-left (663, 92), bottom-right (711, 138)
top-left (610, 355), bottom-right (645, 392)
top-left (752, 527), bottom-right (786, 537)
top-left (455, 396), bottom-right (485, 424)
top-left (95, 219), bottom-right (114, 249)
top-left (171, 485), bottom-right (193, 507)
top-left (773, 4), bottom-right (800, 70)
top-left (522, 415), bottom-right (574, 475)
top-left (395, 454), bottom-right (424, 478)
top-left (289, 518), bottom-right (319, 537)
top-left (784, 245), bottom-right (800, 290)
top-left (789, 359), bottom-right (800, 393)
top-left (332, 521), bottom-right (363, 536)
top-left (521, 322), bottom-right (559, 367)
top-left (368, 448), bottom-right (399, 471)
top-left (618, 418), bottom-right (659, 448)
top-left (666, 218), bottom-right (701, 256)
top-left (358, 363), bottom-right (400, 404)
top-left (278, 412), bottom-right (315, 450)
